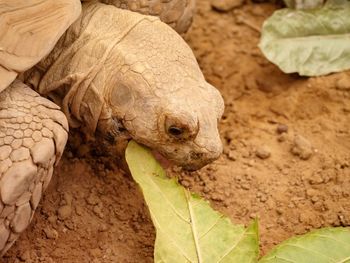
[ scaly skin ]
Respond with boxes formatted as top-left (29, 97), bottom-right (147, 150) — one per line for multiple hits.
top-left (0, 0), bottom-right (80, 256)
top-left (100, 0), bottom-right (196, 33)
top-left (26, 2), bottom-right (224, 170)
top-left (0, 81), bottom-right (68, 256)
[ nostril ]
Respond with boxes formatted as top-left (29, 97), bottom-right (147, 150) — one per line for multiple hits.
top-left (190, 151), bottom-right (204, 160)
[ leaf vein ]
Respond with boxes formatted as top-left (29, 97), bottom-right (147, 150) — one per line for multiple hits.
top-left (150, 207), bottom-right (193, 262)
top-left (199, 214), bottom-right (224, 240)
top-left (311, 233), bottom-right (350, 248)
top-left (216, 228), bottom-right (247, 263)
top-left (284, 243), bottom-right (336, 262)
top-left (148, 175), bottom-right (190, 223)
top-left (186, 191), bottom-right (202, 263)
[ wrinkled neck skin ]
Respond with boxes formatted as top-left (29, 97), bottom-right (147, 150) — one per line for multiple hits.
top-left (26, 2), bottom-right (224, 170)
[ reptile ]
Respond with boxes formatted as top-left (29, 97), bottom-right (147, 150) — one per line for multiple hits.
top-left (0, 0), bottom-right (224, 255)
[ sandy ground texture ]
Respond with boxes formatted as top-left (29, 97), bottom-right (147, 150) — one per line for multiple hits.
top-left (4, 1), bottom-right (350, 262)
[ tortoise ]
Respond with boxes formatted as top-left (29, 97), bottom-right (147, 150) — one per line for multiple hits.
top-left (0, 0), bottom-right (224, 256)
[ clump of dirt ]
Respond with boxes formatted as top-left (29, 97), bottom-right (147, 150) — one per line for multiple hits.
top-left (4, 1), bottom-right (350, 262)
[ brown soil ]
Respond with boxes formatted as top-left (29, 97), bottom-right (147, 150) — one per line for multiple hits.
top-left (4, 1), bottom-right (350, 262)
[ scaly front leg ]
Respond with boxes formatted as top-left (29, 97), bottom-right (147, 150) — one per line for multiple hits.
top-left (0, 81), bottom-right (68, 256)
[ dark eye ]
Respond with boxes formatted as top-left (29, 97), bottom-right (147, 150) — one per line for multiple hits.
top-left (164, 116), bottom-right (196, 140)
top-left (168, 126), bottom-right (184, 136)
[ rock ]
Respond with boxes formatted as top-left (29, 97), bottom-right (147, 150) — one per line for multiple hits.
top-left (277, 133), bottom-right (288, 142)
top-left (93, 205), bottom-right (104, 219)
top-left (47, 215), bottom-right (57, 224)
top-left (306, 188), bottom-right (318, 198)
top-left (98, 224), bottom-right (108, 232)
top-left (75, 205), bottom-right (84, 216)
top-left (18, 250), bottom-right (31, 262)
top-left (291, 135), bottom-right (313, 160)
top-left (44, 227), bottom-right (58, 239)
top-left (211, 0), bottom-right (244, 12)
top-left (210, 193), bottom-right (224, 201)
top-left (57, 205), bottom-right (72, 220)
top-left (227, 150), bottom-right (238, 161)
top-left (63, 192), bottom-right (73, 206)
top-left (276, 208), bottom-right (283, 215)
top-left (86, 194), bottom-right (100, 205)
top-left (241, 183), bottom-right (250, 190)
top-left (276, 124), bottom-right (288, 134)
top-left (89, 248), bottom-right (102, 258)
top-left (308, 172), bottom-right (324, 185)
top-left (256, 146), bottom-right (271, 159)
top-left (181, 180), bottom-right (190, 188)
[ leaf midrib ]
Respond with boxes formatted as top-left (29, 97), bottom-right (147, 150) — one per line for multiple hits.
top-left (186, 192), bottom-right (202, 263)
top-left (150, 207), bottom-right (193, 262)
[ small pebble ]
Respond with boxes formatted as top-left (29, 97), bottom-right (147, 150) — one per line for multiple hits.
top-left (256, 146), bottom-right (271, 159)
top-left (249, 213), bottom-right (257, 219)
top-left (89, 248), bottom-right (102, 258)
top-left (93, 205), bottom-right (104, 219)
top-left (47, 215), bottom-right (57, 224)
top-left (241, 183), bottom-right (251, 190)
top-left (211, 193), bottom-right (224, 202)
top-left (276, 124), bottom-right (288, 134)
top-left (291, 135), bottom-right (313, 160)
top-left (277, 133), bottom-right (288, 142)
top-left (276, 208), bottom-right (283, 215)
top-left (181, 180), bottom-right (191, 188)
top-left (99, 224), bottom-right (108, 232)
top-left (203, 187), bottom-right (211, 194)
top-left (44, 227), bottom-right (58, 240)
top-left (86, 194), bottom-right (100, 205)
top-left (336, 75), bottom-right (350, 90)
top-left (75, 205), bottom-right (84, 216)
top-left (57, 205), bottom-right (72, 220)
top-left (19, 251), bottom-right (31, 262)
top-left (306, 188), bottom-right (318, 197)
top-left (227, 150), bottom-right (237, 161)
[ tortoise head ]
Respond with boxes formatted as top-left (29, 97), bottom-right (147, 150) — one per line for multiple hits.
top-left (106, 14), bottom-right (224, 170)
top-left (32, 3), bottom-right (224, 171)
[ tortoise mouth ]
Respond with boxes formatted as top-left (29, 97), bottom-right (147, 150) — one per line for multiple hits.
top-left (110, 133), bottom-right (175, 170)
top-left (151, 150), bottom-right (174, 169)
top-left (124, 137), bottom-right (206, 171)
top-left (125, 137), bottom-right (174, 169)
top-left (112, 128), bottom-right (197, 171)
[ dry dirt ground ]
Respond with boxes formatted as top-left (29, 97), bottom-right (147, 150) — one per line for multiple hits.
top-left (4, 1), bottom-right (350, 262)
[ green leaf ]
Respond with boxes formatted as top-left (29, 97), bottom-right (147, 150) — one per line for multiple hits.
top-left (259, 5), bottom-right (350, 76)
top-left (125, 141), bottom-right (259, 263)
top-left (259, 227), bottom-right (350, 263)
top-left (326, 0), bottom-right (350, 7)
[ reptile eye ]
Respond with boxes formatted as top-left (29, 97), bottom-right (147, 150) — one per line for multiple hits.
top-left (164, 115), bottom-right (197, 140)
top-left (165, 116), bottom-right (190, 140)
top-left (168, 126), bottom-right (184, 136)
